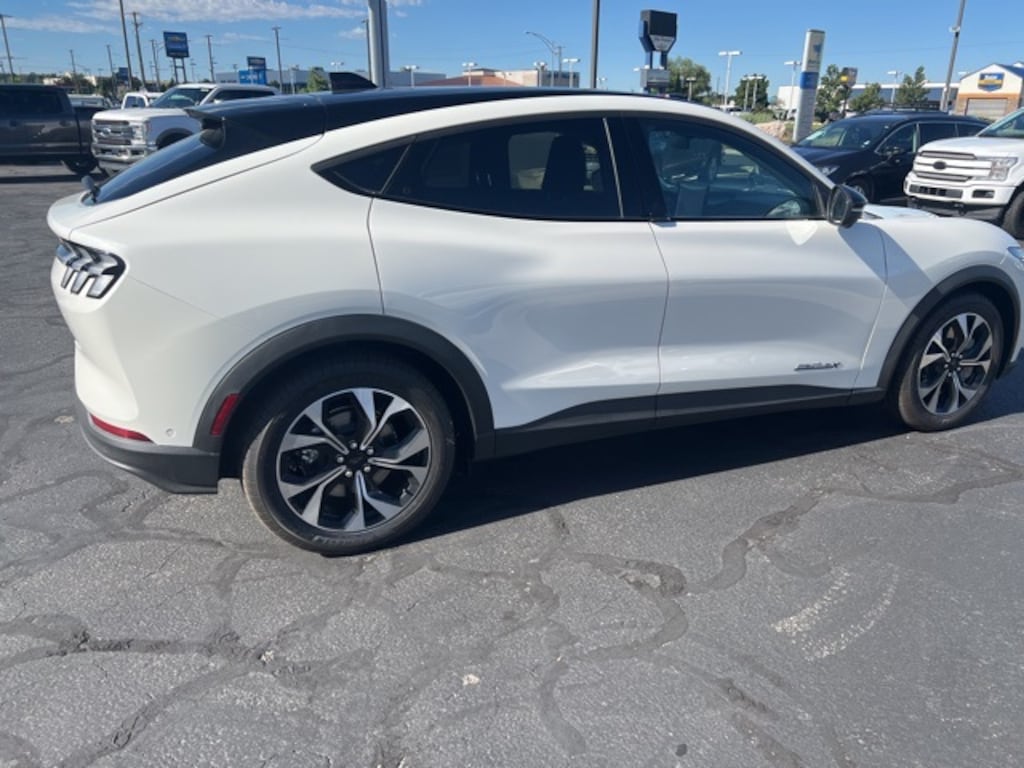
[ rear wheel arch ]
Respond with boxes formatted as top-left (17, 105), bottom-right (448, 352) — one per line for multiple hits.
top-left (201, 316), bottom-right (495, 477)
top-left (877, 267), bottom-right (1020, 392)
top-left (1004, 187), bottom-right (1024, 239)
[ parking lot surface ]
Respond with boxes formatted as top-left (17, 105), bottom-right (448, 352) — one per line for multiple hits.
top-left (2, 163), bottom-right (1023, 767)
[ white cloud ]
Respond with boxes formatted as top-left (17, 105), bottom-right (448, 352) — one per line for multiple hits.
top-left (66, 0), bottom-right (367, 23)
top-left (5, 15), bottom-right (108, 34)
top-left (338, 26), bottom-right (367, 40)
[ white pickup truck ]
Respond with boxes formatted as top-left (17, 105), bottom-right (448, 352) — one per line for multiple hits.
top-left (905, 107), bottom-right (1024, 238)
top-left (91, 83), bottom-right (277, 173)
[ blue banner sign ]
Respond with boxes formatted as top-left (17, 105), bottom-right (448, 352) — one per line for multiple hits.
top-left (163, 31), bottom-right (189, 59)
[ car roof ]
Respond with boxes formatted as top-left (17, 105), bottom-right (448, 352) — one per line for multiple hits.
top-left (191, 86), bottom-right (597, 147)
top-left (852, 111), bottom-right (984, 123)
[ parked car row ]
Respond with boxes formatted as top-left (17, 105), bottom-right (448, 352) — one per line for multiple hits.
top-left (47, 87), bottom-right (1024, 554)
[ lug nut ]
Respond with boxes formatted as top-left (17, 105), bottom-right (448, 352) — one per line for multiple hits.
top-left (344, 470), bottom-right (354, 478)
top-left (363, 466), bottom-right (371, 473)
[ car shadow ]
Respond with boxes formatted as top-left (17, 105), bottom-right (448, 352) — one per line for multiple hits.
top-left (401, 364), bottom-right (1024, 547)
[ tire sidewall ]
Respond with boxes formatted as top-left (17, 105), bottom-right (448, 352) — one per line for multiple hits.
top-left (242, 361), bottom-right (454, 554)
top-left (894, 294), bottom-right (1003, 431)
top-left (1004, 188), bottom-right (1024, 240)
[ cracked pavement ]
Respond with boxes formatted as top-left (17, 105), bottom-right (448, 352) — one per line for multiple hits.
top-left (1, 164), bottom-right (1023, 767)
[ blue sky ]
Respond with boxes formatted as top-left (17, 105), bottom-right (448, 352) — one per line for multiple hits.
top-left (1, 0), bottom-right (1022, 92)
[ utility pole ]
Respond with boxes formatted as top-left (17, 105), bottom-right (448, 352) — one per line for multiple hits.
top-left (589, 0), bottom-right (600, 89)
top-left (69, 49), bottom-right (79, 92)
top-left (272, 26), bottom-right (283, 91)
top-left (0, 13), bottom-right (14, 83)
top-left (131, 12), bottom-right (147, 89)
top-left (940, 0), bottom-right (967, 112)
top-left (117, 0), bottom-right (133, 87)
top-left (150, 39), bottom-right (161, 87)
top-left (205, 34), bottom-right (214, 82)
top-left (106, 43), bottom-right (115, 86)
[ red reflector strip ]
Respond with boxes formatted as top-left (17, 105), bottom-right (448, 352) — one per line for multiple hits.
top-left (211, 393), bottom-right (240, 437)
top-left (90, 414), bottom-right (153, 442)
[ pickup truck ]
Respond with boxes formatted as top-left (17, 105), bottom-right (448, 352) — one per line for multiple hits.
top-left (0, 84), bottom-right (102, 176)
top-left (905, 107), bottom-right (1024, 238)
top-left (91, 82), bottom-right (277, 173)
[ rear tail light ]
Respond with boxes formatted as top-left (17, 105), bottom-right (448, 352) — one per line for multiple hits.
top-left (56, 241), bottom-right (125, 299)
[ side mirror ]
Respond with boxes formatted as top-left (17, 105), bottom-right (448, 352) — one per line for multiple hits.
top-left (827, 184), bottom-right (867, 228)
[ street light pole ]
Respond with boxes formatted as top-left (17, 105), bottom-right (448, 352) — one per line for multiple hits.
top-left (526, 30), bottom-right (561, 87)
top-left (117, 0), bottom-right (134, 88)
top-left (205, 34), bottom-right (214, 82)
top-left (132, 12), bottom-right (146, 89)
top-left (940, 0), bottom-right (967, 112)
top-left (150, 39), bottom-right (161, 87)
top-left (784, 59), bottom-right (801, 114)
top-left (563, 57), bottom-right (580, 87)
top-left (718, 50), bottom-right (741, 109)
top-left (403, 64), bottom-right (419, 87)
top-left (887, 69), bottom-right (902, 106)
top-left (69, 49), bottom-right (78, 93)
top-left (533, 61), bottom-right (547, 87)
top-left (272, 26), bottom-right (284, 92)
top-left (0, 13), bottom-right (15, 83)
top-left (462, 60), bottom-right (476, 86)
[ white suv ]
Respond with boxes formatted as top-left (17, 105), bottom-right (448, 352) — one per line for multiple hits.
top-left (48, 89), bottom-right (1024, 553)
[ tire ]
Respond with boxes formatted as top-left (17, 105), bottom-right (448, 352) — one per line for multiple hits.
top-left (888, 293), bottom-right (1003, 431)
top-left (844, 176), bottom-right (873, 203)
top-left (63, 157), bottom-right (97, 176)
top-left (241, 356), bottom-right (455, 554)
top-left (1003, 189), bottom-right (1024, 239)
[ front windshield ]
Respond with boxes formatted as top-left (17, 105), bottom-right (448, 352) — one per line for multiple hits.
top-left (149, 86), bottom-right (213, 109)
top-left (797, 120), bottom-right (892, 150)
top-left (978, 109), bottom-right (1024, 138)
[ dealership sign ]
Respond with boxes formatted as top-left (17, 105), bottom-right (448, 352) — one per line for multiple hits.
top-left (163, 32), bottom-right (189, 59)
top-left (978, 72), bottom-right (1005, 92)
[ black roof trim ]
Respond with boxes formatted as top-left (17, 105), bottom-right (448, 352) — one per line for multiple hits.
top-left (190, 86), bottom-right (596, 146)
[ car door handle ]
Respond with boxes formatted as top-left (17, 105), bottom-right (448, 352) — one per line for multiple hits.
top-left (60, 120), bottom-right (72, 127)
top-left (9, 120), bottom-right (19, 126)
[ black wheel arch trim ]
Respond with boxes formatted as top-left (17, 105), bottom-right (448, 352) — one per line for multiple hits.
top-left (877, 265), bottom-right (1021, 391)
top-left (193, 314), bottom-right (496, 461)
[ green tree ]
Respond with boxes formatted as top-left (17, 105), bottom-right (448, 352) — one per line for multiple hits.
top-left (814, 64), bottom-right (851, 120)
top-left (895, 66), bottom-right (928, 108)
top-left (848, 82), bottom-right (885, 113)
top-left (304, 66), bottom-right (329, 93)
top-left (667, 57), bottom-right (712, 103)
top-left (732, 74), bottom-right (771, 112)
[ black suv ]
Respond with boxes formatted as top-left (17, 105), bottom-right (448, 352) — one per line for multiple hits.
top-left (793, 111), bottom-right (988, 203)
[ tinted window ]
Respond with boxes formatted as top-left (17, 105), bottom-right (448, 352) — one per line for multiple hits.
top-left (918, 122), bottom-right (959, 145)
top-left (212, 90), bottom-right (274, 102)
top-left (877, 123), bottom-right (916, 154)
top-left (635, 117), bottom-right (819, 220)
top-left (383, 117), bottom-right (620, 220)
top-left (956, 121), bottom-right (984, 137)
top-left (317, 144), bottom-right (408, 194)
top-left (150, 87), bottom-right (213, 108)
top-left (797, 119), bottom-right (890, 149)
top-left (0, 89), bottom-right (64, 116)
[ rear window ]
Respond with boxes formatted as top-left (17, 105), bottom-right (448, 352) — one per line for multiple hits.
top-left (89, 101), bottom-right (328, 205)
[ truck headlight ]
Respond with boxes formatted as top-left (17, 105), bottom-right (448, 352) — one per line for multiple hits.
top-left (980, 156), bottom-right (1017, 181)
top-left (817, 165), bottom-right (839, 178)
top-left (130, 123), bottom-right (148, 141)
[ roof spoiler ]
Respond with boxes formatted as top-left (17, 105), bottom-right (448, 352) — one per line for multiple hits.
top-left (329, 72), bottom-right (377, 94)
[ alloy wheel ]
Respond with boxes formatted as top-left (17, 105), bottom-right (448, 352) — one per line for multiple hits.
top-left (915, 312), bottom-right (993, 416)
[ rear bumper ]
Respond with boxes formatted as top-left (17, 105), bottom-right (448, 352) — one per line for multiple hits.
top-left (77, 400), bottom-right (220, 494)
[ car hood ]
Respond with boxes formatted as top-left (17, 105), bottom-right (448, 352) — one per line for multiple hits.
top-left (918, 136), bottom-right (1023, 155)
top-left (863, 204), bottom-right (934, 220)
top-left (92, 107), bottom-right (190, 121)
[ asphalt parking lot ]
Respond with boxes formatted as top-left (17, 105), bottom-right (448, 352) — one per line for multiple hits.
top-left (2, 162), bottom-right (1023, 768)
